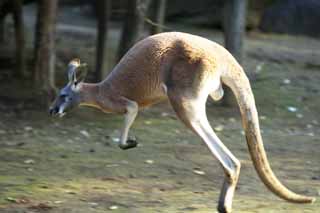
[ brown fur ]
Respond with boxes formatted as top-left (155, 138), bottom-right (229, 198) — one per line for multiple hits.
top-left (98, 32), bottom-right (226, 109)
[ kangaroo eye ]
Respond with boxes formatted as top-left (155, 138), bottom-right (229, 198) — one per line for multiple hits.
top-left (60, 94), bottom-right (71, 101)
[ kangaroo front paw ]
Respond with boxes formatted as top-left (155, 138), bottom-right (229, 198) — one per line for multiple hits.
top-left (119, 138), bottom-right (138, 150)
top-left (217, 204), bottom-right (232, 213)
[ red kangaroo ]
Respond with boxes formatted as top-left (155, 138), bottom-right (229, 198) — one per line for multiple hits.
top-left (49, 32), bottom-right (315, 213)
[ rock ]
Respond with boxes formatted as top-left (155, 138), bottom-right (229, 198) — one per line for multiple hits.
top-left (80, 130), bottom-right (90, 138)
top-left (260, 0), bottom-right (320, 38)
top-left (255, 63), bottom-right (265, 73)
top-left (193, 168), bottom-right (206, 175)
top-left (24, 159), bottom-right (35, 164)
top-left (287, 106), bottom-right (298, 112)
top-left (6, 197), bottom-right (17, 203)
top-left (88, 202), bottom-right (98, 207)
top-left (229, 117), bottom-right (236, 123)
top-left (144, 120), bottom-right (152, 125)
top-left (306, 124), bottom-right (313, 129)
top-left (214, 125), bottom-right (224, 132)
top-left (161, 112), bottom-right (169, 117)
top-left (307, 132), bottom-right (314, 137)
top-left (65, 190), bottom-right (76, 194)
top-left (112, 137), bottom-right (120, 143)
top-left (259, 115), bottom-right (267, 120)
top-left (283, 79), bottom-right (291, 85)
top-left (109, 205), bottom-right (118, 210)
top-left (145, 160), bottom-right (154, 164)
top-left (24, 126), bottom-right (33, 131)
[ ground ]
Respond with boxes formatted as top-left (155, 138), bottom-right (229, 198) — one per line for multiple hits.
top-left (0, 5), bottom-right (320, 213)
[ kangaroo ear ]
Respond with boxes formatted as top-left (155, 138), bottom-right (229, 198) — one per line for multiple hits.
top-left (75, 63), bottom-right (88, 83)
top-left (67, 59), bottom-right (87, 83)
top-left (68, 59), bottom-right (80, 82)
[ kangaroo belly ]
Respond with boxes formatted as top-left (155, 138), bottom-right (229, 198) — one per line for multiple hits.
top-left (127, 85), bottom-right (167, 108)
top-left (136, 95), bottom-right (167, 108)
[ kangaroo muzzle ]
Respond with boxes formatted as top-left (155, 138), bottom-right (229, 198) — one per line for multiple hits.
top-left (49, 106), bottom-right (59, 115)
top-left (49, 99), bottom-right (69, 117)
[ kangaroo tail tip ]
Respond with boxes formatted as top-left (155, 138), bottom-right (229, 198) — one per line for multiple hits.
top-left (291, 195), bottom-right (316, 204)
top-left (310, 197), bottom-right (316, 203)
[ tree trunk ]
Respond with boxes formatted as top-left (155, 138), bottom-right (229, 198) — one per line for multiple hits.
top-left (12, 0), bottom-right (26, 78)
top-left (224, 0), bottom-right (247, 63)
top-left (117, 0), bottom-right (151, 60)
top-left (222, 0), bottom-right (247, 106)
top-left (150, 0), bottom-right (166, 35)
top-left (0, 1), bottom-right (12, 43)
top-left (0, 14), bottom-right (5, 43)
top-left (95, 0), bottom-right (111, 82)
top-left (34, 0), bottom-right (58, 106)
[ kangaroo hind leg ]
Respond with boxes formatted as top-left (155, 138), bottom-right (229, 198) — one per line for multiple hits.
top-left (167, 91), bottom-right (240, 213)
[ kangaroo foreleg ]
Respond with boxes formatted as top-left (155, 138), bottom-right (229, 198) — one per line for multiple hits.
top-left (118, 98), bottom-right (139, 150)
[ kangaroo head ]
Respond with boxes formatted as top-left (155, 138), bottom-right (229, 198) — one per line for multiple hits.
top-left (49, 59), bottom-right (88, 117)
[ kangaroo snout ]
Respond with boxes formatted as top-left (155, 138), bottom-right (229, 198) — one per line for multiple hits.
top-left (49, 106), bottom-right (59, 116)
top-left (49, 105), bottom-right (67, 117)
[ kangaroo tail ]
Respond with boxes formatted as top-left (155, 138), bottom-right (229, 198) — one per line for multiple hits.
top-left (221, 63), bottom-right (315, 203)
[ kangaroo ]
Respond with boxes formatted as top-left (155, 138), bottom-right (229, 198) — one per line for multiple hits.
top-left (49, 32), bottom-right (315, 213)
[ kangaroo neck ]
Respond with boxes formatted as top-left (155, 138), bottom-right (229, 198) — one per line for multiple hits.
top-left (78, 82), bottom-right (102, 110)
top-left (78, 81), bottom-right (118, 113)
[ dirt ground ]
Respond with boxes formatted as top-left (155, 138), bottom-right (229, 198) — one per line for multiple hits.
top-left (0, 5), bottom-right (320, 213)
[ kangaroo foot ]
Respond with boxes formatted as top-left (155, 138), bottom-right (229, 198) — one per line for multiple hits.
top-left (119, 138), bottom-right (138, 150)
